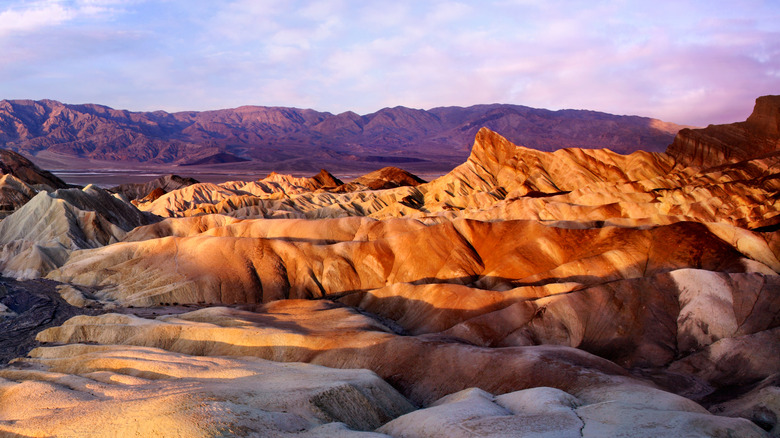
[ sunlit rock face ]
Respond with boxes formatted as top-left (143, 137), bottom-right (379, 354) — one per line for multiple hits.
top-left (46, 218), bottom-right (775, 306)
top-left (378, 386), bottom-right (766, 438)
top-left (333, 166), bottom-right (425, 192)
top-left (0, 343), bottom-right (415, 437)
top-left (128, 98), bottom-right (780, 229)
top-left (667, 95), bottom-right (780, 168)
top-left (0, 149), bottom-right (68, 219)
top-left (0, 185), bottom-right (155, 279)
top-left (16, 303), bottom-right (768, 437)
top-left (1, 96), bottom-right (780, 437)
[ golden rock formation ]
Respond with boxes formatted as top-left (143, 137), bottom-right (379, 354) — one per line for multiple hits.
top-left (0, 343), bottom-right (414, 436)
top-left (0, 185), bottom-right (154, 279)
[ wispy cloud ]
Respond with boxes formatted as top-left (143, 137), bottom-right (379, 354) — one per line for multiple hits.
top-left (0, 0), bottom-right (136, 35)
top-left (0, 1), bottom-right (74, 35)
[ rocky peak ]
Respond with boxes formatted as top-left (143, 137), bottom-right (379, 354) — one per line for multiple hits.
top-left (467, 127), bottom-right (523, 180)
top-left (665, 94), bottom-right (780, 168)
top-left (351, 166), bottom-right (426, 190)
top-left (745, 95), bottom-right (780, 137)
top-left (310, 169), bottom-right (343, 188)
top-left (111, 174), bottom-right (200, 200)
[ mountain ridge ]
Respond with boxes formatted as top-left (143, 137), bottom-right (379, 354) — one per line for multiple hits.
top-left (0, 99), bottom-right (690, 170)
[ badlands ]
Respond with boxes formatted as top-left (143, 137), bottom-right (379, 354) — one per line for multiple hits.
top-left (0, 96), bottom-right (778, 436)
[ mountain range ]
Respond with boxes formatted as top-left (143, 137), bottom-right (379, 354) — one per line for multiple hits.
top-left (0, 99), bottom-right (688, 172)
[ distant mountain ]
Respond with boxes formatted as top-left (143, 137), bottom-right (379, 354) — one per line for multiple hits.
top-left (0, 99), bottom-right (688, 170)
top-left (181, 152), bottom-right (250, 166)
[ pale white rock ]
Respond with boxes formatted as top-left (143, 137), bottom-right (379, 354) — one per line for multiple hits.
top-left (380, 384), bottom-right (766, 438)
top-left (0, 344), bottom-right (413, 437)
top-left (0, 185), bottom-right (152, 279)
top-left (711, 383), bottom-right (780, 436)
top-left (0, 302), bottom-right (15, 319)
top-left (673, 269), bottom-right (740, 352)
top-left (668, 328), bottom-right (780, 388)
top-left (577, 398), bottom-right (766, 438)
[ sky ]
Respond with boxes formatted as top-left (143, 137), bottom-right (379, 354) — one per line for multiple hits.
top-left (0, 0), bottom-right (778, 126)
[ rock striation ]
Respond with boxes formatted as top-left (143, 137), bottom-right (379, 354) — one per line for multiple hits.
top-left (127, 124), bottom-right (780, 231)
top-left (0, 149), bottom-right (69, 218)
top-left (0, 185), bottom-right (155, 279)
top-left (15, 302), bottom-right (768, 437)
top-left (47, 218), bottom-right (777, 305)
top-left (379, 386), bottom-right (765, 438)
top-left (0, 343), bottom-right (414, 436)
top-left (666, 95), bottom-right (780, 168)
top-left (333, 166), bottom-right (425, 192)
top-left (0, 148), bottom-right (67, 190)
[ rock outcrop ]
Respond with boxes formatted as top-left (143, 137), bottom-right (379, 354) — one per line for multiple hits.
top-left (379, 386), bottom-right (765, 438)
top-left (0, 149), bottom-right (69, 217)
top-left (0, 174), bottom-right (38, 218)
top-left (127, 113), bottom-right (779, 229)
top-left (0, 343), bottom-right (414, 436)
top-left (0, 149), bottom-right (67, 190)
top-left (110, 174), bottom-right (200, 200)
top-left (13, 302), bottom-right (768, 437)
top-left (130, 169), bottom-right (348, 217)
top-left (47, 219), bottom-right (776, 305)
top-left (666, 95), bottom-right (780, 168)
top-left (0, 185), bottom-right (155, 278)
top-left (333, 166), bottom-right (425, 192)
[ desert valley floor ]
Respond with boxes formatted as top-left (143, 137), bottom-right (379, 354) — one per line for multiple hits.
top-left (0, 96), bottom-right (778, 437)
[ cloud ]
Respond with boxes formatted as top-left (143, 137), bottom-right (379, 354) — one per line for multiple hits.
top-left (0, 0), bottom-right (777, 126)
top-left (0, 0), bottom-right (137, 36)
top-left (294, 0), bottom-right (779, 125)
top-left (0, 1), bottom-right (74, 35)
top-left (209, 0), bottom-right (286, 42)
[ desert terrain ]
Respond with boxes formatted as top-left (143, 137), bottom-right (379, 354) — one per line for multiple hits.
top-left (0, 96), bottom-right (777, 437)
